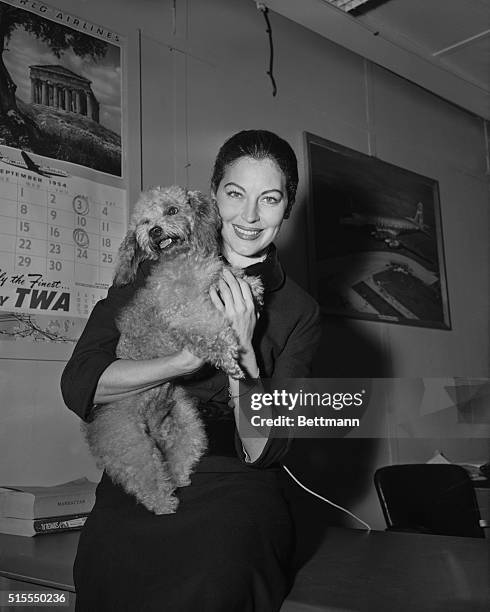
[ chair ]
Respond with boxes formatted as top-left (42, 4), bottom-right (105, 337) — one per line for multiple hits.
top-left (374, 464), bottom-right (484, 538)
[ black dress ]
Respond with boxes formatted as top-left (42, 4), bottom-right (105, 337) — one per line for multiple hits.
top-left (61, 246), bottom-right (321, 612)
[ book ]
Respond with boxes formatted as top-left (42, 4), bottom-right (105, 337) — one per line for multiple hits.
top-left (0, 512), bottom-right (89, 537)
top-left (0, 478), bottom-right (97, 519)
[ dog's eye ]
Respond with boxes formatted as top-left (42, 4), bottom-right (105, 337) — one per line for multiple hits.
top-left (167, 206), bottom-right (179, 216)
top-left (149, 226), bottom-right (163, 239)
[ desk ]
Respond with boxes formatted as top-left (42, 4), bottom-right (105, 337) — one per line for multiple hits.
top-left (0, 529), bottom-right (488, 612)
top-left (0, 532), bottom-right (76, 611)
top-left (0, 532), bottom-right (76, 592)
top-left (282, 528), bottom-right (489, 612)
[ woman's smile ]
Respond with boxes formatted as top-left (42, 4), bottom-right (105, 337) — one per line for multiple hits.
top-left (232, 224), bottom-right (264, 240)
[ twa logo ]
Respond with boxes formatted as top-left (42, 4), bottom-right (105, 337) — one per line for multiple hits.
top-left (13, 288), bottom-right (70, 312)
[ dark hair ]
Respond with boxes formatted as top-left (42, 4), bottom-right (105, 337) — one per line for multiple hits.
top-left (210, 130), bottom-right (298, 218)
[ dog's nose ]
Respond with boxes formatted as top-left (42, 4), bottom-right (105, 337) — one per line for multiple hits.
top-left (149, 226), bottom-right (163, 239)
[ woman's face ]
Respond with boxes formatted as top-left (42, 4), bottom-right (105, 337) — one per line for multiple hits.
top-left (214, 156), bottom-right (288, 267)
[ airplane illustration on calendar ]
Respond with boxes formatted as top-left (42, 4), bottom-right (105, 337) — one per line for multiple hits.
top-left (0, 150), bottom-right (69, 178)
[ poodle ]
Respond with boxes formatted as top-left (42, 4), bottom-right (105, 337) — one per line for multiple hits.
top-left (84, 186), bottom-right (263, 514)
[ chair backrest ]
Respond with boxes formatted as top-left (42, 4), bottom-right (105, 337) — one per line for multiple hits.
top-left (374, 464), bottom-right (484, 538)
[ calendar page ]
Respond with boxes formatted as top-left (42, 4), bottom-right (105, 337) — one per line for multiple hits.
top-left (0, 149), bottom-right (126, 354)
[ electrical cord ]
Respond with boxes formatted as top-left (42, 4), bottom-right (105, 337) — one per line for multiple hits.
top-left (256, 2), bottom-right (277, 97)
top-left (281, 464), bottom-right (372, 531)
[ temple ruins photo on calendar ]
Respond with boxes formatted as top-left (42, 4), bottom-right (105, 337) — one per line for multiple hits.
top-left (0, 0), bottom-right (122, 176)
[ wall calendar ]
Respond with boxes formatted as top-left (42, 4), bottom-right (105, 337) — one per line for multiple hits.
top-left (0, 0), bottom-right (126, 356)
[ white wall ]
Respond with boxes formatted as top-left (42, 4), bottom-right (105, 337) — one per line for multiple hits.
top-left (0, 0), bottom-right (487, 531)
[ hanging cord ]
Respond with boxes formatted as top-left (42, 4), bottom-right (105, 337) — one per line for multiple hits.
top-left (256, 3), bottom-right (277, 97)
top-left (282, 464), bottom-right (372, 531)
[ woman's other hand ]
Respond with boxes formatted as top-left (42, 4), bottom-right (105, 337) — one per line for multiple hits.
top-left (209, 268), bottom-right (259, 378)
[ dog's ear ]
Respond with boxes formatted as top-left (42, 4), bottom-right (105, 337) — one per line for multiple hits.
top-left (187, 190), bottom-right (222, 256)
top-left (113, 230), bottom-right (145, 286)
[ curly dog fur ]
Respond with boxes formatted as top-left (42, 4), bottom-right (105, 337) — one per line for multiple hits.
top-left (83, 186), bottom-right (263, 514)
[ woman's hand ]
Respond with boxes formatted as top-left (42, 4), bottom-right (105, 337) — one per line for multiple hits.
top-left (177, 348), bottom-right (206, 375)
top-left (209, 268), bottom-right (259, 378)
top-left (209, 269), bottom-right (264, 459)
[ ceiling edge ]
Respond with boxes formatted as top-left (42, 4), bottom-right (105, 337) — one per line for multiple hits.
top-left (263, 0), bottom-right (490, 120)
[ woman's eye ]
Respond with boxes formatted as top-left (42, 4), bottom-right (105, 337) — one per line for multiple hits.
top-left (261, 196), bottom-right (280, 205)
top-left (226, 190), bottom-right (242, 199)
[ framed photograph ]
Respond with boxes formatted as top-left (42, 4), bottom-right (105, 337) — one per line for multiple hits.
top-left (305, 132), bottom-right (451, 329)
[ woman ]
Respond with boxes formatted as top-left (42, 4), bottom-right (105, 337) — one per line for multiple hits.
top-left (61, 130), bottom-right (321, 611)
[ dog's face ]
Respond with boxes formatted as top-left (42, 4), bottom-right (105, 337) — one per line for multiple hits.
top-left (135, 187), bottom-right (196, 257)
top-left (114, 186), bottom-right (221, 286)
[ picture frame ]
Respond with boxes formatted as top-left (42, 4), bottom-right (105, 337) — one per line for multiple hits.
top-left (304, 132), bottom-right (451, 329)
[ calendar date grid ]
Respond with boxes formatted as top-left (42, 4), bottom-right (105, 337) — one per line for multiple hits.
top-left (0, 182), bottom-right (125, 284)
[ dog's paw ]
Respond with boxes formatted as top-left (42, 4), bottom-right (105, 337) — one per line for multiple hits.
top-left (221, 359), bottom-right (244, 379)
top-left (229, 268), bottom-right (264, 306)
top-left (174, 475), bottom-right (191, 487)
top-left (247, 275), bottom-right (264, 306)
top-left (150, 494), bottom-right (180, 515)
